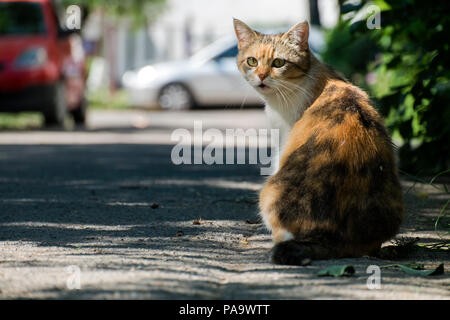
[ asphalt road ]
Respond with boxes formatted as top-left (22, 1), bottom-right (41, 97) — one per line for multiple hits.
top-left (0, 109), bottom-right (448, 299)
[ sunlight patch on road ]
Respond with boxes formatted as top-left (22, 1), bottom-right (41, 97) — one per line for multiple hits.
top-left (0, 221), bottom-right (130, 231)
top-left (151, 178), bottom-right (262, 191)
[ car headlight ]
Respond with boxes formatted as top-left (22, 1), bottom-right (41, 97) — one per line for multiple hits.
top-left (14, 47), bottom-right (47, 70)
top-left (136, 66), bottom-right (158, 86)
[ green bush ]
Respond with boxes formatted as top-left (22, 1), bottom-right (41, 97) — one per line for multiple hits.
top-left (321, 20), bottom-right (378, 89)
top-left (322, 0), bottom-right (450, 174)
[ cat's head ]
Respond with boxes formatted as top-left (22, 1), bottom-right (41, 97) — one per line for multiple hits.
top-left (233, 19), bottom-right (311, 97)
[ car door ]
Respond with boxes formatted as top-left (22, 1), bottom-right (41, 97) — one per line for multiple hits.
top-left (189, 44), bottom-right (260, 106)
top-left (214, 54), bottom-right (259, 105)
top-left (214, 46), bottom-right (263, 106)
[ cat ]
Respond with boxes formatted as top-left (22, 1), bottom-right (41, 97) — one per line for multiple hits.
top-left (233, 18), bottom-right (404, 265)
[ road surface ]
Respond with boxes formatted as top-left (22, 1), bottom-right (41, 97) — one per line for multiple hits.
top-left (0, 109), bottom-right (448, 299)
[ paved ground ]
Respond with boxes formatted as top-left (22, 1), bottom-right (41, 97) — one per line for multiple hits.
top-left (0, 109), bottom-right (448, 299)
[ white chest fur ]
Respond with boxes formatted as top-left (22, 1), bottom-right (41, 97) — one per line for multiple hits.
top-left (264, 86), bottom-right (313, 174)
top-left (263, 74), bottom-right (316, 144)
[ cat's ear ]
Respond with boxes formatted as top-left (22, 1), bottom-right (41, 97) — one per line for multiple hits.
top-left (284, 21), bottom-right (309, 51)
top-left (233, 18), bottom-right (257, 50)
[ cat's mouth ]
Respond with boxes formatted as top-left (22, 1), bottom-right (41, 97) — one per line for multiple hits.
top-left (258, 83), bottom-right (270, 90)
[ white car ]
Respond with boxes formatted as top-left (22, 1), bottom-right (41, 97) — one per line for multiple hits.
top-left (122, 28), bottom-right (324, 110)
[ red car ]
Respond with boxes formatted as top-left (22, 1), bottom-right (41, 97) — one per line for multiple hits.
top-left (0, 0), bottom-right (87, 126)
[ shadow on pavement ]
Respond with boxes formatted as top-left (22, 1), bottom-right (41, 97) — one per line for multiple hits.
top-left (0, 143), bottom-right (448, 299)
top-left (0, 144), bottom-right (265, 245)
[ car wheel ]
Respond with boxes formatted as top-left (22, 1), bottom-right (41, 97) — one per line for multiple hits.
top-left (44, 82), bottom-right (67, 127)
top-left (158, 83), bottom-right (195, 110)
top-left (71, 96), bottom-right (87, 125)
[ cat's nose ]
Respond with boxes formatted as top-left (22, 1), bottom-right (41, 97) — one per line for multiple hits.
top-left (258, 73), bottom-right (267, 81)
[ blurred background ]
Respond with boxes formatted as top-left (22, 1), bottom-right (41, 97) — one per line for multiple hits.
top-left (0, 0), bottom-right (449, 175)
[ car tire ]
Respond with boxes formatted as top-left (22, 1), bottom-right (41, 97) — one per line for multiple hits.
top-left (71, 96), bottom-right (87, 125)
top-left (158, 83), bottom-right (195, 110)
top-left (44, 82), bottom-right (67, 127)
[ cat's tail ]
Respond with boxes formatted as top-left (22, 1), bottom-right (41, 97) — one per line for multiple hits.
top-left (270, 238), bottom-right (381, 265)
top-left (270, 240), bottom-right (333, 265)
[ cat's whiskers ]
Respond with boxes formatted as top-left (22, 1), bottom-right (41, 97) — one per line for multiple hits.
top-left (274, 87), bottom-right (289, 110)
top-left (275, 84), bottom-right (297, 109)
top-left (276, 82), bottom-right (299, 99)
top-left (277, 79), bottom-right (315, 104)
top-left (278, 85), bottom-right (298, 112)
top-left (274, 86), bottom-right (290, 110)
top-left (276, 81), bottom-right (310, 105)
top-left (267, 79), bottom-right (299, 109)
top-left (239, 90), bottom-right (250, 110)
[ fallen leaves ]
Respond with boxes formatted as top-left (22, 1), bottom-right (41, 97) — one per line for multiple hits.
top-left (381, 263), bottom-right (444, 276)
top-left (317, 262), bottom-right (445, 278)
top-left (318, 265), bottom-right (355, 277)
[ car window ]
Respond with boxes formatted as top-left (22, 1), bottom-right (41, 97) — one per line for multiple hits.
top-left (0, 2), bottom-right (47, 36)
top-left (214, 45), bottom-right (238, 60)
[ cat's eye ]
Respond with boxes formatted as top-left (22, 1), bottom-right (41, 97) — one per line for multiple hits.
top-left (272, 58), bottom-right (285, 68)
top-left (247, 57), bottom-right (258, 67)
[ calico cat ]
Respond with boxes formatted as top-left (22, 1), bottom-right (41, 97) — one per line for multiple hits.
top-left (233, 19), bottom-right (404, 265)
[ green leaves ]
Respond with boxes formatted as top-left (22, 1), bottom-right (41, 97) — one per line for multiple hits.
top-left (381, 263), bottom-right (444, 276)
top-left (317, 263), bottom-right (445, 277)
top-left (324, 0), bottom-right (450, 174)
top-left (317, 265), bottom-right (355, 277)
